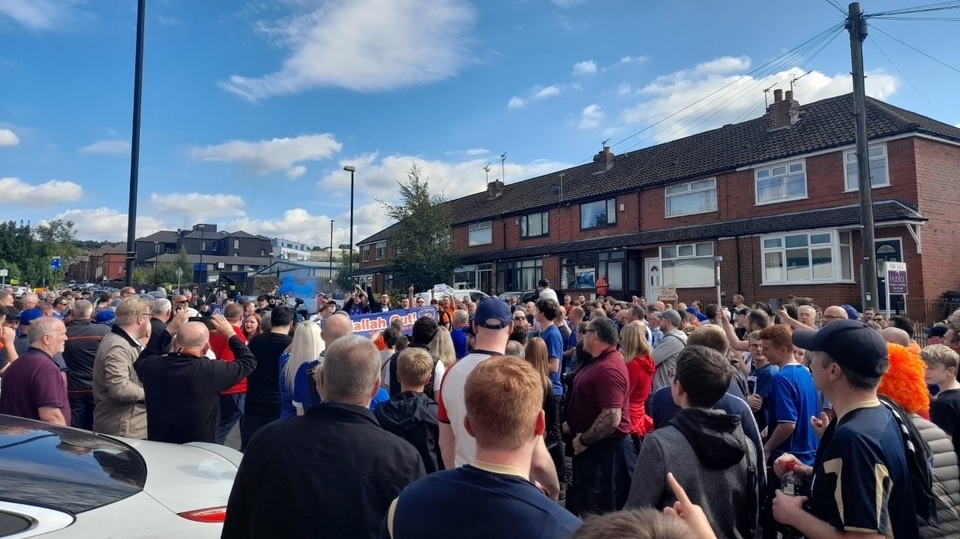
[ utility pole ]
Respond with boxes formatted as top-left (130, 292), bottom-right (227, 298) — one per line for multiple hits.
top-left (124, 0), bottom-right (146, 288)
top-left (847, 2), bottom-right (879, 311)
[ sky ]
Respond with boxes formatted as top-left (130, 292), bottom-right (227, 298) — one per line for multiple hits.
top-left (2, 0), bottom-right (960, 249)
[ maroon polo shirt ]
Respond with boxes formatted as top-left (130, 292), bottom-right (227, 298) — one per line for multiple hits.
top-left (0, 347), bottom-right (70, 425)
top-left (566, 345), bottom-right (631, 438)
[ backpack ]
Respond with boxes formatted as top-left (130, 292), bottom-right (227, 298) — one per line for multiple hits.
top-left (878, 395), bottom-right (937, 527)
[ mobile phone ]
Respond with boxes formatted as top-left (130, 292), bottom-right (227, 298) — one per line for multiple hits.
top-left (769, 297), bottom-right (782, 312)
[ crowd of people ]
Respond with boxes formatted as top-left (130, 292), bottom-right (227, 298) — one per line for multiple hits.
top-left (2, 281), bottom-right (960, 538)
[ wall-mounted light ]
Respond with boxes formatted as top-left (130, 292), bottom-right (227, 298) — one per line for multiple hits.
top-left (515, 218), bottom-right (519, 225)
top-left (619, 203), bottom-right (625, 212)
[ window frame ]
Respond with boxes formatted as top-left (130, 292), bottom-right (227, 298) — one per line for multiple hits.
top-left (665, 178), bottom-right (717, 218)
top-left (754, 160), bottom-right (808, 205)
top-left (361, 245), bottom-right (370, 262)
top-left (843, 144), bottom-right (890, 192)
top-left (519, 210), bottom-right (550, 239)
top-left (580, 198), bottom-right (618, 230)
top-left (659, 242), bottom-right (715, 288)
top-left (468, 221), bottom-right (493, 247)
top-left (375, 241), bottom-right (387, 260)
top-left (760, 229), bottom-right (854, 285)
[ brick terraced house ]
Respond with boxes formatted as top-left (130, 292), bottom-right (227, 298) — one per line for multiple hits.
top-left (356, 91), bottom-right (960, 309)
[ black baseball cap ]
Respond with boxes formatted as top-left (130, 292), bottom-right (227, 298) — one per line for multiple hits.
top-left (923, 324), bottom-right (948, 338)
top-left (792, 319), bottom-right (888, 378)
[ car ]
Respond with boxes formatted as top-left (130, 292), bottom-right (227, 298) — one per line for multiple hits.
top-left (0, 414), bottom-right (242, 538)
top-left (498, 290), bottom-right (539, 305)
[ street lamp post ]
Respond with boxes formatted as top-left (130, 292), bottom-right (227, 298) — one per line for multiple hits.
top-left (198, 224), bottom-right (205, 286)
top-left (343, 166), bottom-right (356, 281)
top-left (329, 219), bottom-right (335, 293)
top-left (154, 242), bottom-right (160, 287)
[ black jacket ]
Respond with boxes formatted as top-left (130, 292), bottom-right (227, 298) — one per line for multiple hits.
top-left (134, 329), bottom-right (256, 444)
top-left (63, 320), bottom-right (110, 391)
top-left (374, 391), bottom-right (443, 474)
top-left (222, 402), bottom-right (425, 539)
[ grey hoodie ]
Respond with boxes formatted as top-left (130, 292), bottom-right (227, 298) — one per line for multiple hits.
top-left (626, 408), bottom-right (759, 539)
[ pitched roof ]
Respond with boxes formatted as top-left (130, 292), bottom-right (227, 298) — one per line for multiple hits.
top-left (460, 200), bottom-right (924, 264)
top-left (443, 94), bottom-right (960, 226)
top-left (356, 222), bottom-right (400, 246)
top-left (138, 230), bottom-right (180, 243)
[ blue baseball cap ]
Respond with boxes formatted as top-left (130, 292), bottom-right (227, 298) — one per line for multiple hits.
top-left (474, 298), bottom-right (512, 330)
top-left (19, 309), bottom-right (42, 326)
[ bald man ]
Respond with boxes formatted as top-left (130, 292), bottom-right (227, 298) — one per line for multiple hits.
top-left (881, 327), bottom-right (912, 347)
top-left (134, 313), bottom-right (257, 444)
top-left (820, 305), bottom-right (848, 325)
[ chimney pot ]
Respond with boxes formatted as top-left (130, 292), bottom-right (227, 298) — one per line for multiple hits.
top-left (785, 90), bottom-right (793, 101)
top-left (774, 89), bottom-right (783, 103)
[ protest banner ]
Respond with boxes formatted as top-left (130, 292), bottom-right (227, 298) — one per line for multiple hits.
top-left (349, 306), bottom-right (437, 339)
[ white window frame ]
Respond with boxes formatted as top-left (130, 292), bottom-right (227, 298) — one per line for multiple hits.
top-left (233, 239), bottom-right (240, 249)
top-left (755, 160), bottom-right (807, 205)
top-left (361, 245), bottom-right (370, 262)
top-left (468, 221), bottom-right (493, 246)
top-left (660, 242), bottom-right (714, 288)
top-left (760, 229), bottom-right (854, 285)
top-left (375, 241), bottom-right (387, 260)
top-left (665, 178), bottom-right (717, 218)
top-left (844, 144), bottom-right (890, 192)
top-left (580, 198), bottom-right (617, 230)
top-left (520, 211), bottom-right (550, 238)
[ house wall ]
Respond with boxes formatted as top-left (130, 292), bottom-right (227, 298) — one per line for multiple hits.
top-left (914, 137), bottom-right (960, 296)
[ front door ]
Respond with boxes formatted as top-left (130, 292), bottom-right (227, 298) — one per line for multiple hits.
top-left (645, 258), bottom-right (661, 304)
top-left (478, 269), bottom-right (492, 295)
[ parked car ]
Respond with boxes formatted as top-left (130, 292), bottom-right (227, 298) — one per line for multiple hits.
top-left (498, 290), bottom-right (539, 305)
top-left (0, 414), bottom-right (242, 538)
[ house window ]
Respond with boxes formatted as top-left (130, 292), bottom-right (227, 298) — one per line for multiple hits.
top-left (468, 221), bottom-right (492, 246)
top-left (260, 249), bottom-right (265, 256)
top-left (234, 239), bottom-right (239, 249)
top-left (844, 145), bottom-right (889, 191)
top-left (561, 254), bottom-right (596, 289)
top-left (201, 241), bottom-right (206, 253)
top-left (580, 199), bottom-right (617, 229)
top-left (755, 161), bottom-right (806, 204)
top-left (233, 265), bottom-right (239, 271)
top-left (497, 259), bottom-right (542, 291)
top-left (211, 243), bottom-right (218, 252)
top-left (234, 253), bottom-right (239, 257)
top-left (761, 230), bottom-right (853, 283)
top-left (660, 242), bottom-right (714, 287)
top-left (362, 246), bottom-right (370, 262)
top-left (520, 211), bottom-right (549, 238)
top-left (666, 178), bottom-right (717, 217)
top-left (376, 241), bottom-right (387, 260)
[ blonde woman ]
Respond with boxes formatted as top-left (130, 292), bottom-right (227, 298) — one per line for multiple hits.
top-left (620, 323), bottom-right (655, 441)
top-left (278, 321), bottom-right (324, 418)
top-left (428, 326), bottom-right (456, 389)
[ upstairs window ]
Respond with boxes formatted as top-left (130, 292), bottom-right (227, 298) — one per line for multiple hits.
top-left (581, 199), bottom-right (617, 229)
top-left (665, 178), bottom-right (717, 217)
top-left (468, 221), bottom-right (492, 246)
top-left (755, 161), bottom-right (806, 204)
top-left (844, 145), bottom-right (889, 191)
top-left (362, 245), bottom-right (370, 262)
top-left (520, 211), bottom-right (549, 238)
top-left (375, 241), bottom-right (387, 260)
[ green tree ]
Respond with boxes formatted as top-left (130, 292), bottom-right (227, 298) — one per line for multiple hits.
top-left (383, 162), bottom-right (459, 293)
top-left (0, 219), bottom-right (78, 286)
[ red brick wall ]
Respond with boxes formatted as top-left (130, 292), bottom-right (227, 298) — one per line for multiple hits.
top-left (102, 253), bottom-right (126, 281)
top-left (914, 137), bottom-right (960, 296)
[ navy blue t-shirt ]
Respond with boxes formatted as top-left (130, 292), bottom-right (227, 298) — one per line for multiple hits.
top-left (768, 363), bottom-right (819, 465)
top-left (748, 363), bottom-right (779, 433)
top-left (809, 402), bottom-right (919, 538)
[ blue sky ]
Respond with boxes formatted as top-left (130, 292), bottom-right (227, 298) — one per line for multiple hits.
top-left (2, 0), bottom-right (959, 248)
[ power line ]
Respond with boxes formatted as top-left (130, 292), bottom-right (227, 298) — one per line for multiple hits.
top-left (824, 0), bottom-right (847, 15)
top-left (871, 16), bottom-right (960, 20)
top-left (867, 35), bottom-right (950, 122)
top-left (870, 1), bottom-right (960, 17)
top-left (871, 24), bottom-right (960, 75)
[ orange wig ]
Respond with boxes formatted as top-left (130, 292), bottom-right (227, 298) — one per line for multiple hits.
top-left (878, 342), bottom-right (930, 416)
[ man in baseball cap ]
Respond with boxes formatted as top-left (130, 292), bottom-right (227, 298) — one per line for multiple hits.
top-left (772, 319), bottom-right (919, 538)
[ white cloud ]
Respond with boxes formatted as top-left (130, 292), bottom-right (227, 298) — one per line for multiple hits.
top-left (221, 0), bottom-right (475, 101)
top-left (286, 165), bottom-right (307, 179)
top-left (579, 104), bottom-right (604, 130)
top-left (0, 0), bottom-right (84, 30)
top-left (617, 57), bottom-right (899, 143)
top-left (0, 128), bottom-right (19, 146)
top-left (617, 83), bottom-right (632, 96)
top-left (0, 177), bottom-right (82, 207)
top-left (188, 133), bottom-right (342, 176)
top-left (79, 139), bottom-right (130, 155)
top-left (155, 15), bottom-right (183, 26)
top-left (317, 152), bottom-right (572, 202)
top-left (223, 208), bottom-right (345, 247)
top-left (619, 55), bottom-right (649, 65)
top-left (51, 207), bottom-right (164, 242)
top-left (148, 193), bottom-right (246, 224)
top-left (573, 61), bottom-right (597, 76)
top-left (508, 85), bottom-right (563, 109)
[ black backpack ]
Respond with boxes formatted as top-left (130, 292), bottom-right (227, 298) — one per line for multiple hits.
top-left (878, 396), bottom-right (937, 527)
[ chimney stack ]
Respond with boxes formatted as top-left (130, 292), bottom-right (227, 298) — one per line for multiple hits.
top-left (773, 89), bottom-right (783, 103)
top-left (766, 90), bottom-right (801, 129)
top-left (486, 179), bottom-right (504, 200)
top-left (593, 146), bottom-right (614, 173)
top-left (785, 90), bottom-right (793, 101)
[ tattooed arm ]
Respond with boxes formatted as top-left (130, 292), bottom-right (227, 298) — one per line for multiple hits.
top-left (579, 407), bottom-right (622, 446)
